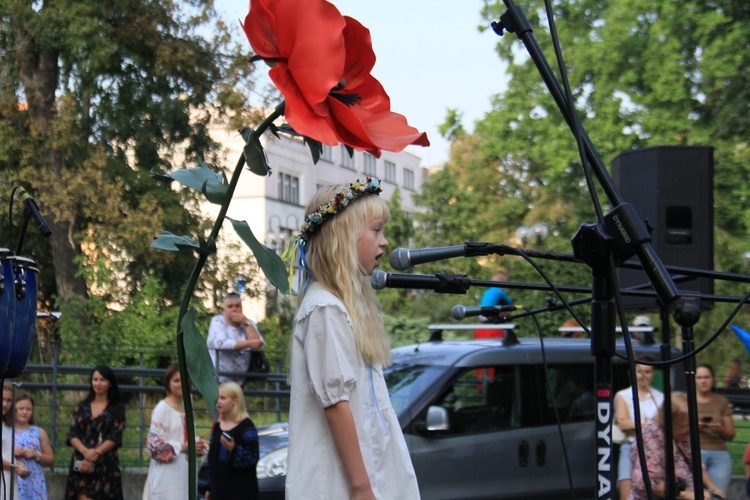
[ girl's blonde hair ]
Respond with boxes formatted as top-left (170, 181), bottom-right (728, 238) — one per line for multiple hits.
top-left (218, 382), bottom-right (249, 423)
top-left (300, 183), bottom-right (392, 366)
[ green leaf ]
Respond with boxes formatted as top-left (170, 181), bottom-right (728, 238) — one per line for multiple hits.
top-left (240, 128), bottom-right (271, 176)
top-left (228, 218), bottom-right (290, 294)
top-left (151, 232), bottom-right (201, 252)
top-left (181, 310), bottom-right (219, 418)
top-left (150, 160), bottom-right (228, 205)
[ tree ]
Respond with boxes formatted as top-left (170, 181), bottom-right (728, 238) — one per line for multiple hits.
top-left (0, 1), bottom-right (259, 336)
top-left (398, 0), bottom-right (750, 343)
top-left (411, 0), bottom-right (750, 349)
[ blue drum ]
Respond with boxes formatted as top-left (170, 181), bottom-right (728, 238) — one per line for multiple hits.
top-left (0, 248), bottom-right (16, 374)
top-left (1, 256), bottom-right (38, 378)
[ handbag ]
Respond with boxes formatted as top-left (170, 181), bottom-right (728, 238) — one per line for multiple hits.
top-left (612, 423), bottom-right (628, 444)
top-left (248, 350), bottom-right (270, 373)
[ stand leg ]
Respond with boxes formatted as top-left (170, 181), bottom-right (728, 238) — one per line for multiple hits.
top-left (674, 299), bottom-right (704, 496)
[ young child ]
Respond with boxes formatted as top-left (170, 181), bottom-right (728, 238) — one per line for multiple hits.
top-left (13, 392), bottom-right (54, 499)
top-left (2, 384), bottom-right (29, 499)
top-left (284, 178), bottom-right (420, 499)
top-left (204, 382), bottom-right (259, 500)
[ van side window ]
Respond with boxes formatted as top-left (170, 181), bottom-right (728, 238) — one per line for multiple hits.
top-left (429, 366), bottom-right (516, 435)
top-left (544, 364), bottom-right (596, 423)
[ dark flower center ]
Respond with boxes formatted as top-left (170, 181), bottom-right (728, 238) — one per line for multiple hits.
top-left (330, 79), bottom-right (361, 107)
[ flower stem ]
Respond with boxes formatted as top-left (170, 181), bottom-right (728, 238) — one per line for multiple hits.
top-left (177, 100), bottom-right (285, 500)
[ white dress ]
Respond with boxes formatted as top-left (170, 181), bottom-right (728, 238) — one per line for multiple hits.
top-left (2, 422), bottom-right (19, 500)
top-left (286, 282), bottom-right (420, 499)
top-left (143, 401), bottom-right (188, 500)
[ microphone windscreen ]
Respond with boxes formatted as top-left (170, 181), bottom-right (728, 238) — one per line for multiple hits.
top-left (450, 305), bottom-right (466, 320)
top-left (370, 270), bottom-right (387, 290)
top-left (389, 248), bottom-right (410, 271)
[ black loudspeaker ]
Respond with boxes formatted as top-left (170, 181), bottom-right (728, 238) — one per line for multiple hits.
top-left (611, 146), bottom-right (714, 311)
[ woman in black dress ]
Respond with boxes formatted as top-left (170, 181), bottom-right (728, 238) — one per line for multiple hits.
top-left (205, 381), bottom-right (259, 500)
top-left (65, 365), bottom-right (126, 499)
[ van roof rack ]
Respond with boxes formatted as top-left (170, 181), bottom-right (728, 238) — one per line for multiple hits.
top-left (426, 324), bottom-right (518, 345)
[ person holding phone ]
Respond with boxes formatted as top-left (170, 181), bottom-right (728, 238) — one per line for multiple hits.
top-left (204, 382), bottom-right (259, 500)
top-left (696, 363), bottom-right (735, 496)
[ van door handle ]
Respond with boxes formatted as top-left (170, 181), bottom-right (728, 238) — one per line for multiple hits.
top-left (518, 440), bottom-right (529, 467)
top-left (536, 440), bottom-right (546, 466)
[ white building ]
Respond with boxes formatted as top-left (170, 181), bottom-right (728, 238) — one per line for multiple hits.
top-left (204, 126), bottom-right (429, 320)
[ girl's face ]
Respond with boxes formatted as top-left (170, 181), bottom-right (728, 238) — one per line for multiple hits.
top-left (357, 217), bottom-right (388, 276)
top-left (15, 399), bottom-right (33, 425)
top-left (168, 372), bottom-right (183, 398)
top-left (695, 366), bottom-right (714, 393)
top-left (2, 389), bottom-right (12, 417)
top-left (635, 365), bottom-right (655, 389)
top-left (91, 370), bottom-right (111, 397)
top-left (216, 390), bottom-right (236, 417)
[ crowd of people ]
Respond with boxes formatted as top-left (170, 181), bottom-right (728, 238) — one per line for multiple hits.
top-left (5, 178), bottom-right (750, 499)
top-left (614, 361), bottom-right (740, 499)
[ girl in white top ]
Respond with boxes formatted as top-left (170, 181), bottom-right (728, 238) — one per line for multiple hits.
top-left (143, 365), bottom-right (208, 499)
top-left (285, 178), bottom-right (420, 500)
top-left (614, 359), bottom-right (664, 499)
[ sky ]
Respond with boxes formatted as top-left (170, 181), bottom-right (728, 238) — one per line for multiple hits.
top-left (215, 0), bottom-right (510, 166)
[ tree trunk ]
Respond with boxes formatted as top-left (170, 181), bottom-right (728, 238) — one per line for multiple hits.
top-left (14, 14), bottom-right (90, 334)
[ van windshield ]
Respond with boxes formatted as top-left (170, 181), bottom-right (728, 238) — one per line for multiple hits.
top-left (385, 363), bottom-right (447, 417)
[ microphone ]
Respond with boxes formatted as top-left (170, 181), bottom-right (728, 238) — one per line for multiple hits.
top-left (370, 270), bottom-right (471, 294)
top-left (389, 245), bottom-right (468, 271)
top-left (451, 304), bottom-right (521, 320)
top-left (18, 187), bottom-right (52, 236)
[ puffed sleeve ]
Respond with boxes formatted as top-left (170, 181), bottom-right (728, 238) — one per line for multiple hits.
top-left (301, 304), bottom-right (359, 408)
top-left (146, 402), bottom-right (182, 463)
top-left (207, 315), bottom-right (238, 350)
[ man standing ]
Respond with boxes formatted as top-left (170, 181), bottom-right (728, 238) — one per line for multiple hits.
top-left (207, 293), bottom-right (264, 384)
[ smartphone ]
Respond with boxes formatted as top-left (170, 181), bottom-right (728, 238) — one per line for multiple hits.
top-left (221, 431), bottom-right (233, 440)
top-left (73, 460), bottom-right (95, 472)
top-left (701, 416), bottom-right (712, 423)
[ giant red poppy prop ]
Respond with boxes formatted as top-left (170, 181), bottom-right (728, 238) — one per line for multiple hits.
top-left (243, 0), bottom-right (429, 157)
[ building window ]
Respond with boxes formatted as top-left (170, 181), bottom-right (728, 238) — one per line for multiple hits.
top-left (363, 153), bottom-right (377, 176)
top-left (384, 161), bottom-right (396, 183)
top-left (278, 173), bottom-right (300, 204)
top-left (321, 145), bottom-right (333, 162)
top-left (341, 145), bottom-right (354, 169)
top-left (403, 168), bottom-right (415, 190)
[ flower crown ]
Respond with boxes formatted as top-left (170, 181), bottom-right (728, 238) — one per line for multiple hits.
top-left (299, 177), bottom-right (382, 241)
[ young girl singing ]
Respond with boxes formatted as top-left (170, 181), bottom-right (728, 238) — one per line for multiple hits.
top-left (284, 178), bottom-right (420, 499)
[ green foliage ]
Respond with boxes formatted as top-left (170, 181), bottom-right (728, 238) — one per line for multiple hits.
top-left (0, 0), bottom-right (262, 319)
top-left (383, 314), bottom-right (433, 346)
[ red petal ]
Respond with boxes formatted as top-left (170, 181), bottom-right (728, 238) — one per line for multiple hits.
top-left (243, 0), bottom-right (281, 59)
top-left (245, 0), bottom-right (347, 113)
top-left (270, 65), bottom-right (340, 146)
top-left (340, 17), bottom-right (376, 91)
top-left (329, 98), bottom-right (430, 155)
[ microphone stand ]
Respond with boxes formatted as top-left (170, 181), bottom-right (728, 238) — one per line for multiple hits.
top-left (492, 2), bottom-right (681, 498)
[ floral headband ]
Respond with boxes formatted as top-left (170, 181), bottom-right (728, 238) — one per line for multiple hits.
top-left (299, 177), bottom-right (382, 242)
top-left (281, 177), bottom-right (382, 292)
